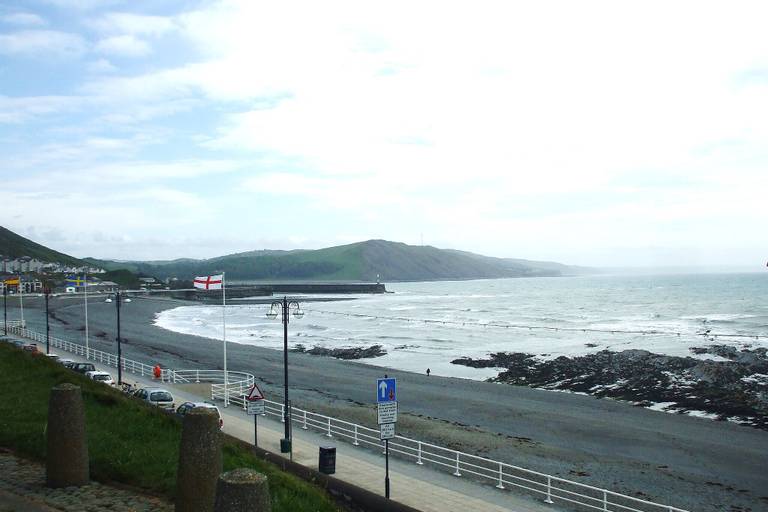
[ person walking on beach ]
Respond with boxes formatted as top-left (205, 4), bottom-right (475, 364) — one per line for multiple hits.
top-left (426, 368), bottom-right (431, 376)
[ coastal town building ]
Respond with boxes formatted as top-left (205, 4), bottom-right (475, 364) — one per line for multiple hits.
top-left (1, 256), bottom-right (45, 273)
top-left (0, 277), bottom-right (43, 294)
top-left (64, 280), bottom-right (119, 294)
top-left (0, 254), bottom-right (105, 275)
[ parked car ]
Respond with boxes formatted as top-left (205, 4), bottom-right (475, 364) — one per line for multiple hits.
top-left (46, 354), bottom-right (61, 362)
top-left (11, 340), bottom-right (25, 348)
top-left (72, 362), bottom-right (96, 374)
top-left (175, 401), bottom-right (223, 429)
top-left (59, 359), bottom-right (76, 369)
top-left (134, 387), bottom-right (175, 411)
top-left (85, 370), bottom-right (115, 386)
top-left (22, 343), bottom-right (39, 353)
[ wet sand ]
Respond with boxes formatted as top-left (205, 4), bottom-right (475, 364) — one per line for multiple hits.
top-left (8, 295), bottom-right (768, 512)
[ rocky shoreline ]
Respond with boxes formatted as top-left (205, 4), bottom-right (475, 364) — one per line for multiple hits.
top-left (452, 345), bottom-right (768, 429)
top-left (291, 343), bottom-right (387, 359)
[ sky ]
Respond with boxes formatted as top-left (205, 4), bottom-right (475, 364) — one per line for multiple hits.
top-left (1, 0), bottom-right (767, 268)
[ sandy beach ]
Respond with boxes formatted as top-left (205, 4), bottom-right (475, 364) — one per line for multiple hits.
top-left (9, 295), bottom-right (768, 512)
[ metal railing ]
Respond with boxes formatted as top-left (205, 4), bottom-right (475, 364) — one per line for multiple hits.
top-left (6, 325), bottom-right (689, 512)
top-left (165, 369), bottom-right (255, 406)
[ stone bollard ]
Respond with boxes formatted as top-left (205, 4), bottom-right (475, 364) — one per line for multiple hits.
top-left (46, 383), bottom-right (89, 488)
top-left (176, 408), bottom-right (222, 512)
top-left (214, 468), bottom-right (271, 512)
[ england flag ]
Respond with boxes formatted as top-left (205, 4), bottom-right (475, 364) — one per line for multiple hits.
top-left (193, 274), bottom-right (223, 290)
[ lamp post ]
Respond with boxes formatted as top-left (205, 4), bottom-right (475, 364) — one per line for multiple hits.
top-left (44, 288), bottom-right (50, 354)
top-left (109, 290), bottom-right (131, 385)
top-left (2, 285), bottom-right (6, 336)
top-left (266, 296), bottom-right (303, 453)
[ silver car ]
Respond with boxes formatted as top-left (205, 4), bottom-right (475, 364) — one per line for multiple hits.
top-left (85, 370), bottom-right (115, 386)
top-left (175, 401), bottom-right (223, 429)
top-left (134, 387), bottom-right (175, 410)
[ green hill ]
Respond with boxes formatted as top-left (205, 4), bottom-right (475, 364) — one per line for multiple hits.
top-left (0, 226), bottom-right (84, 266)
top-left (1, 225), bottom-right (584, 282)
top-left (92, 239), bottom-right (583, 282)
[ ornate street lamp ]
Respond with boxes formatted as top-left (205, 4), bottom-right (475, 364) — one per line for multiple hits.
top-left (107, 291), bottom-right (131, 384)
top-left (44, 288), bottom-right (51, 354)
top-left (266, 296), bottom-right (303, 453)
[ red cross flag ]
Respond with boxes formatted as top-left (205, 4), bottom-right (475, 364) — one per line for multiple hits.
top-left (194, 274), bottom-right (223, 290)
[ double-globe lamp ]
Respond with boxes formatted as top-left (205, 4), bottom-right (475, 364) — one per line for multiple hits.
top-left (266, 297), bottom-right (303, 453)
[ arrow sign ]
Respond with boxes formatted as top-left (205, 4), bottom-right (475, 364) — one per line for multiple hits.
top-left (376, 378), bottom-right (396, 403)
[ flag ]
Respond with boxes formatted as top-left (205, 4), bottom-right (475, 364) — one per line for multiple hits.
top-left (194, 274), bottom-right (223, 290)
top-left (3, 278), bottom-right (20, 286)
top-left (66, 275), bottom-right (87, 286)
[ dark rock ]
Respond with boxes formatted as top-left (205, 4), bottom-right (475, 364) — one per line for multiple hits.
top-left (291, 344), bottom-right (386, 359)
top-left (452, 346), bottom-right (768, 429)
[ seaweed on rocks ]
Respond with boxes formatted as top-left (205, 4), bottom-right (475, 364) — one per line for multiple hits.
top-left (292, 344), bottom-right (387, 360)
top-left (452, 345), bottom-right (768, 429)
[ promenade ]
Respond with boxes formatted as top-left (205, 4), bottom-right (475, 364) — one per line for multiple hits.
top-left (37, 341), bottom-right (549, 512)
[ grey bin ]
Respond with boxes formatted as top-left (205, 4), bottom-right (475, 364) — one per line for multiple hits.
top-left (318, 446), bottom-right (336, 475)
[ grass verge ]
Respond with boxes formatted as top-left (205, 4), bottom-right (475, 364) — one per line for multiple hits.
top-left (0, 342), bottom-right (339, 512)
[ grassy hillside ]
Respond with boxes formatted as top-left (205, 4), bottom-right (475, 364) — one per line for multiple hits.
top-left (95, 239), bottom-right (580, 282)
top-left (1, 225), bottom-right (583, 281)
top-left (0, 226), bottom-right (84, 265)
top-left (0, 343), bottom-right (339, 511)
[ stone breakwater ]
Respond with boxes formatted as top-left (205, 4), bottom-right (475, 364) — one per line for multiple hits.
top-left (452, 345), bottom-right (768, 429)
top-left (0, 450), bottom-right (172, 512)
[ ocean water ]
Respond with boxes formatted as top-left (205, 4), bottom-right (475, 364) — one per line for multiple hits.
top-left (154, 273), bottom-right (768, 379)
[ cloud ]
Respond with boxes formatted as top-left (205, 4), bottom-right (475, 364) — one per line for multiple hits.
top-left (86, 58), bottom-right (117, 73)
top-left (0, 30), bottom-right (85, 57)
top-left (0, 95), bottom-right (83, 123)
top-left (42, 0), bottom-right (120, 10)
top-left (1, 13), bottom-right (46, 26)
top-left (2, 0), bottom-right (768, 264)
top-left (95, 34), bottom-right (151, 57)
top-left (87, 12), bottom-right (176, 36)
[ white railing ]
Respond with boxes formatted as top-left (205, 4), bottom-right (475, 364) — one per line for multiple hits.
top-left (4, 326), bottom-right (250, 392)
top-left (165, 369), bottom-right (255, 406)
top-left (7, 325), bottom-right (689, 512)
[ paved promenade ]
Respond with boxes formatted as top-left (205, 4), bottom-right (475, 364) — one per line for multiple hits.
top-left (47, 344), bottom-right (551, 512)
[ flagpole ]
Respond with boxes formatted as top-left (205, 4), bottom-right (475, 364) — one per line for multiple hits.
top-left (84, 269), bottom-right (89, 358)
top-left (18, 274), bottom-right (24, 328)
top-left (222, 272), bottom-right (228, 406)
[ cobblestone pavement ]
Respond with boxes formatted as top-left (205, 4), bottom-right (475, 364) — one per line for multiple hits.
top-left (0, 451), bottom-right (172, 512)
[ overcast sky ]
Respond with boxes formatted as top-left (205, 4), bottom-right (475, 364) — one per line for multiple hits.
top-left (1, 1), bottom-right (766, 267)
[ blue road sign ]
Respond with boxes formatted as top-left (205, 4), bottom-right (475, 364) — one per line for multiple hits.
top-left (377, 378), bottom-right (396, 403)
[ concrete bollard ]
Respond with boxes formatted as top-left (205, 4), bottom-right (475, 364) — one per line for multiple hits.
top-left (46, 383), bottom-right (89, 488)
top-left (176, 408), bottom-right (222, 512)
top-left (214, 468), bottom-right (271, 512)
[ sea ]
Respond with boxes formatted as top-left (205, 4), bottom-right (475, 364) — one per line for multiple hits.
top-left (154, 272), bottom-right (768, 380)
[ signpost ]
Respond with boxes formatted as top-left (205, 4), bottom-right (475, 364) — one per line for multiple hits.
top-left (379, 422), bottom-right (395, 439)
top-left (245, 383), bottom-right (265, 446)
top-left (376, 377), bottom-right (397, 499)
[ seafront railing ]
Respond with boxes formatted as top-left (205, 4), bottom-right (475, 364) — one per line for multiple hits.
top-left (5, 326), bottom-right (251, 404)
top-left (7, 325), bottom-right (689, 512)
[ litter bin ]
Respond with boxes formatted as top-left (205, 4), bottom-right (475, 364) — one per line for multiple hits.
top-left (318, 446), bottom-right (336, 475)
top-left (280, 438), bottom-right (292, 453)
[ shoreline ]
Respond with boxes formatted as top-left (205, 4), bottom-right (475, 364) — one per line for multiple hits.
top-left (453, 347), bottom-right (768, 430)
top-left (9, 296), bottom-right (768, 512)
